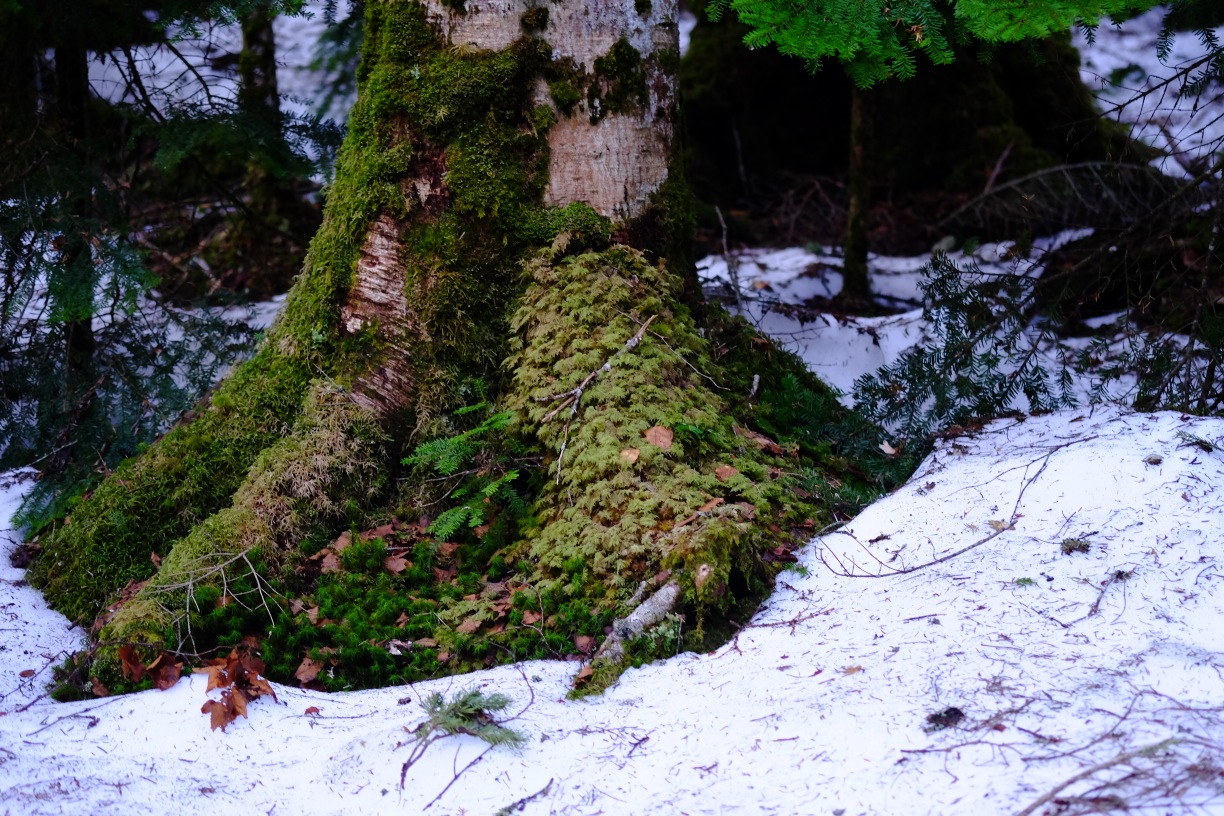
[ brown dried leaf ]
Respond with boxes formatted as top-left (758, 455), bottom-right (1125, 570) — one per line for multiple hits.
top-left (90, 677), bottom-right (111, 697)
top-left (230, 687), bottom-right (249, 719)
top-left (573, 666), bottom-right (595, 686)
top-left (841, 665), bottom-right (863, 676)
top-left (290, 599), bottom-right (306, 616)
top-left (294, 657), bottom-right (324, 686)
top-left (118, 645), bottom-right (144, 683)
top-left (715, 464), bottom-right (739, 481)
top-left (333, 530), bottom-right (353, 551)
top-left (320, 551), bottom-right (342, 574)
top-left (201, 699), bottom-right (235, 732)
top-left (19, 668), bottom-right (35, 678)
top-left (522, 610), bottom-right (542, 626)
top-left (574, 635), bottom-right (595, 654)
top-left (306, 606), bottom-right (320, 625)
top-left (203, 665), bottom-right (228, 692)
top-left (644, 425), bottom-right (673, 450)
top-left (456, 616), bottom-right (483, 635)
top-left (384, 555), bottom-right (409, 574)
top-left (987, 519), bottom-right (1009, 532)
top-left (305, 706), bottom-right (321, 716)
top-left (699, 497), bottom-right (725, 512)
top-left (415, 638), bottom-right (438, 648)
top-left (395, 612), bottom-right (410, 627)
top-left (437, 651), bottom-right (452, 664)
top-left (620, 448), bottom-right (640, 464)
top-left (150, 551), bottom-right (162, 568)
top-left (361, 524), bottom-right (395, 541)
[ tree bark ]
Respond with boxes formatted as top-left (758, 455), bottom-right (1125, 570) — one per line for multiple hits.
top-left (842, 84), bottom-right (872, 303)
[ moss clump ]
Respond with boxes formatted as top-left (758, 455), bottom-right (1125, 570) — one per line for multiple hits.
top-left (521, 6), bottom-right (549, 32)
top-left (588, 38), bottom-right (648, 123)
top-left (88, 383), bottom-right (386, 685)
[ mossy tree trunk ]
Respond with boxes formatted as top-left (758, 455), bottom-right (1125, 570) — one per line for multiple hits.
top-left (30, 0), bottom-right (847, 694)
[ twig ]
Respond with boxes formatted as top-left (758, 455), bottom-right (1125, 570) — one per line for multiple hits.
top-left (495, 779), bottom-right (554, 815)
top-left (1013, 739), bottom-right (1179, 816)
top-left (422, 745), bottom-right (493, 810)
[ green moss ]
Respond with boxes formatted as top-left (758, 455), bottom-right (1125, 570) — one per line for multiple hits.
top-left (521, 6), bottom-right (549, 32)
top-left (588, 38), bottom-right (648, 123)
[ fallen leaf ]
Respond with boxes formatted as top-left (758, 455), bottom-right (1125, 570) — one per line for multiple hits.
top-left (437, 651), bottom-right (452, 663)
top-left (230, 687), bottom-right (249, 719)
top-left (573, 665), bottom-right (595, 685)
top-left (201, 698), bottom-right (235, 732)
top-left (987, 519), bottom-right (1009, 532)
top-left (473, 524), bottom-right (490, 539)
top-left (620, 447), bottom-right (640, 464)
top-left (644, 425), bottom-right (673, 450)
top-left (320, 551), bottom-right (342, 574)
top-left (305, 706), bottom-right (321, 716)
top-left (880, 441), bottom-right (898, 456)
top-left (384, 555), bottom-right (409, 574)
top-left (415, 638), bottom-right (438, 648)
top-left (290, 599), bottom-right (306, 615)
top-left (333, 530), bottom-right (353, 551)
top-left (294, 657), bottom-right (324, 686)
top-left (118, 645), bottom-right (145, 682)
top-left (90, 677), bottom-right (111, 697)
top-left (19, 669), bottom-right (35, 678)
top-left (150, 551), bottom-right (162, 568)
top-left (715, 464), bottom-right (739, 481)
top-left (456, 616), bottom-right (483, 635)
top-left (395, 612), bottom-right (410, 627)
top-left (306, 606), bottom-right (320, 625)
top-left (522, 610), bottom-right (542, 626)
top-left (361, 524), bottom-right (395, 541)
top-left (841, 665), bottom-right (863, 676)
top-left (574, 635), bottom-right (595, 654)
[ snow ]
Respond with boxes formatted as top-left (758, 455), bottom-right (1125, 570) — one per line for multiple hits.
top-left (3, 407), bottom-right (1222, 815)
top-left (1075, 6), bottom-right (1224, 176)
top-left (697, 231), bottom-right (1094, 400)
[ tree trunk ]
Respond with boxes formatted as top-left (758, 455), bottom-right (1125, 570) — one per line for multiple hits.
top-left (842, 84), bottom-right (872, 303)
top-left (30, 0), bottom-right (840, 695)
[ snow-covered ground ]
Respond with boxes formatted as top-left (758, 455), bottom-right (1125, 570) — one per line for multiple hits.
top-left (3, 407), bottom-right (1222, 815)
top-left (1075, 6), bottom-right (1224, 177)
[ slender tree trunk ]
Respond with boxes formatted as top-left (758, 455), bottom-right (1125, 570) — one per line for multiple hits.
top-left (842, 84), bottom-right (873, 302)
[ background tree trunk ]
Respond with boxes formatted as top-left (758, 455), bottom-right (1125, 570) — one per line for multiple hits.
top-left (842, 84), bottom-right (873, 302)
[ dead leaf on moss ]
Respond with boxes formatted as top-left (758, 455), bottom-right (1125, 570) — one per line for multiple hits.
top-left (395, 612), bottom-right (410, 627)
top-left (290, 599), bottom-right (306, 615)
top-left (415, 638), bottom-right (438, 648)
top-left (574, 635), bottom-right (595, 654)
top-left (384, 555), bottom-right (409, 574)
top-left (362, 524), bottom-right (395, 541)
top-left (522, 610), bottom-right (542, 626)
top-left (644, 425), bottom-right (673, 450)
top-left (294, 657), bottom-right (323, 686)
top-left (333, 530), bottom-right (352, 551)
top-left (620, 448), bottom-right (640, 464)
top-left (118, 645), bottom-right (145, 682)
top-left (456, 616), bottom-right (483, 635)
top-left (90, 677), bottom-right (110, 697)
top-left (320, 551), bottom-right (342, 574)
top-left (437, 651), bottom-right (452, 663)
top-left (574, 666), bottom-right (595, 686)
top-left (306, 606), bottom-right (320, 625)
top-left (715, 464), bottom-right (739, 481)
top-left (150, 551), bottom-right (162, 568)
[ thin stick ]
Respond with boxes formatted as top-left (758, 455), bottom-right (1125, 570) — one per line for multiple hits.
top-left (422, 745), bottom-right (493, 810)
top-left (1013, 739), bottom-right (1178, 816)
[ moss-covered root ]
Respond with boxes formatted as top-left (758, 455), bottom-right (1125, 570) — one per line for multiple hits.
top-left (94, 383), bottom-right (387, 679)
top-left (501, 247), bottom-right (823, 672)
